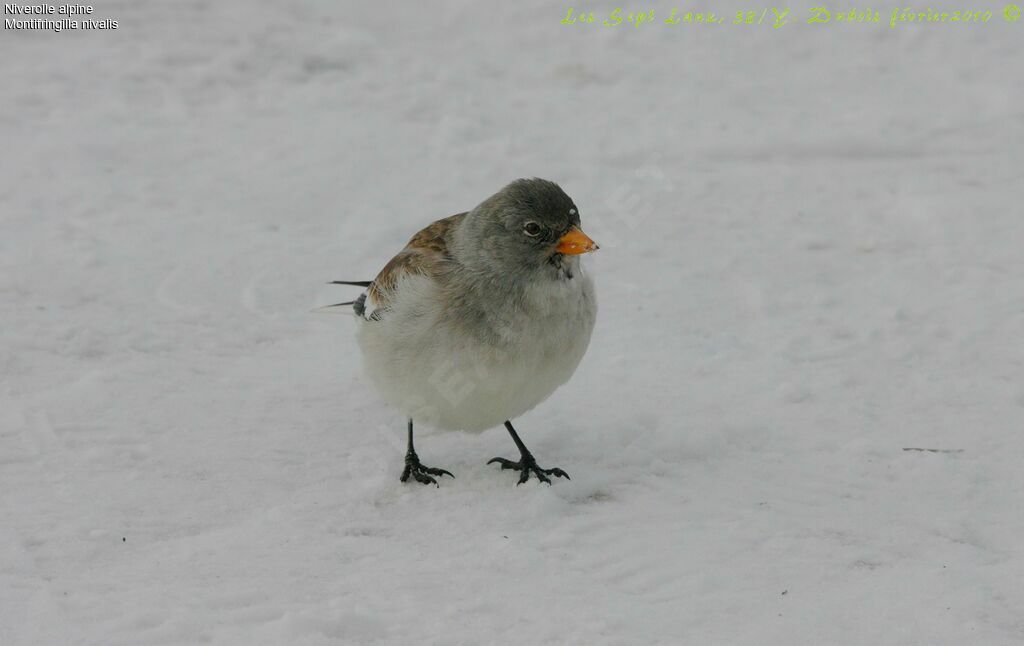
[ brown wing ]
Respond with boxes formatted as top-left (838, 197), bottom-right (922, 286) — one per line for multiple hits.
top-left (366, 212), bottom-right (466, 315)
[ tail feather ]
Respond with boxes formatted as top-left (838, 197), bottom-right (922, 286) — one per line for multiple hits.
top-left (310, 300), bottom-right (358, 314)
top-left (328, 280), bottom-right (372, 287)
top-left (312, 280), bottom-right (372, 315)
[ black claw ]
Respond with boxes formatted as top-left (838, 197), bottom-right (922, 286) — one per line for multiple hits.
top-left (401, 453), bottom-right (453, 487)
top-left (423, 467), bottom-right (454, 479)
top-left (413, 471), bottom-right (438, 487)
top-left (528, 469), bottom-right (552, 486)
top-left (487, 457), bottom-right (517, 470)
top-left (487, 455), bottom-right (570, 485)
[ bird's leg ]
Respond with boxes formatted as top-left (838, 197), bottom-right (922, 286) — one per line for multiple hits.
top-left (399, 418), bottom-right (454, 487)
top-left (487, 420), bottom-right (570, 485)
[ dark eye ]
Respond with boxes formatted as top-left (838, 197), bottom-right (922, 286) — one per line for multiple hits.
top-left (523, 222), bottom-right (542, 237)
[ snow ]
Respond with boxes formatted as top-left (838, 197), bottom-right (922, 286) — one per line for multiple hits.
top-left (2, 2), bottom-right (1023, 644)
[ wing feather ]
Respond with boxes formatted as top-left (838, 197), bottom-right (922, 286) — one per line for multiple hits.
top-left (363, 212), bottom-right (466, 320)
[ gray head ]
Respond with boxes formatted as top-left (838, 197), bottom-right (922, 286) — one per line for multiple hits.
top-left (453, 178), bottom-right (598, 280)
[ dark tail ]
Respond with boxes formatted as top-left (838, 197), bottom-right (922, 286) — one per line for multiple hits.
top-left (313, 280), bottom-right (372, 315)
top-left (328, 280), bottom-right (372, 287)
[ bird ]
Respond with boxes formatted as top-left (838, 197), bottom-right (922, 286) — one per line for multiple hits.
top-left (328, 178), bottom-right (598, 486)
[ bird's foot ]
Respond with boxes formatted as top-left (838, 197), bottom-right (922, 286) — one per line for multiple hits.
top-left (400, 452), bottom-right (454, 487)
top-left (487, 454), bottom-right (570, 485)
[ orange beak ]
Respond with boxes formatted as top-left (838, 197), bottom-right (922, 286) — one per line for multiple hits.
top-left (555, 226), bottom-right (599, 255)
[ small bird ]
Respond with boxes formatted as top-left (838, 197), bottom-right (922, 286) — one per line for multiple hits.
top-left (329, 178), bottom-right (598, 485)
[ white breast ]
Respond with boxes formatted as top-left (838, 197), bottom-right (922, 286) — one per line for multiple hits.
top-left (356, 271), bottom-right (596, 432)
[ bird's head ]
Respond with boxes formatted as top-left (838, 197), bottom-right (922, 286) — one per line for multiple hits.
top-left (456, 178), bottom-right (598, 280)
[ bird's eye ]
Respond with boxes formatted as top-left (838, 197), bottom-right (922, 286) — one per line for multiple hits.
top-left (523, 222), bottom-right (542, 237)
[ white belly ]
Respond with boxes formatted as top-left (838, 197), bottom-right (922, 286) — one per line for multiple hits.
top-left (356, 274), bottom-right (596, 432)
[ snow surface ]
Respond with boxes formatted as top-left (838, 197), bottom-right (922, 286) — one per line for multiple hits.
top-left (2, 2), bottom-right (1023, 644)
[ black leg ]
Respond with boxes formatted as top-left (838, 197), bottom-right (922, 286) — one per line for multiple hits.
top-left (487, 420), bottom-right (570, 485)
top-left (399, 418), bottom-right (454, 487)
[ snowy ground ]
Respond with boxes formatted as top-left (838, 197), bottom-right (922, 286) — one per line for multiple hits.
top-left (2, 1), bottom-right (1023, 644)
